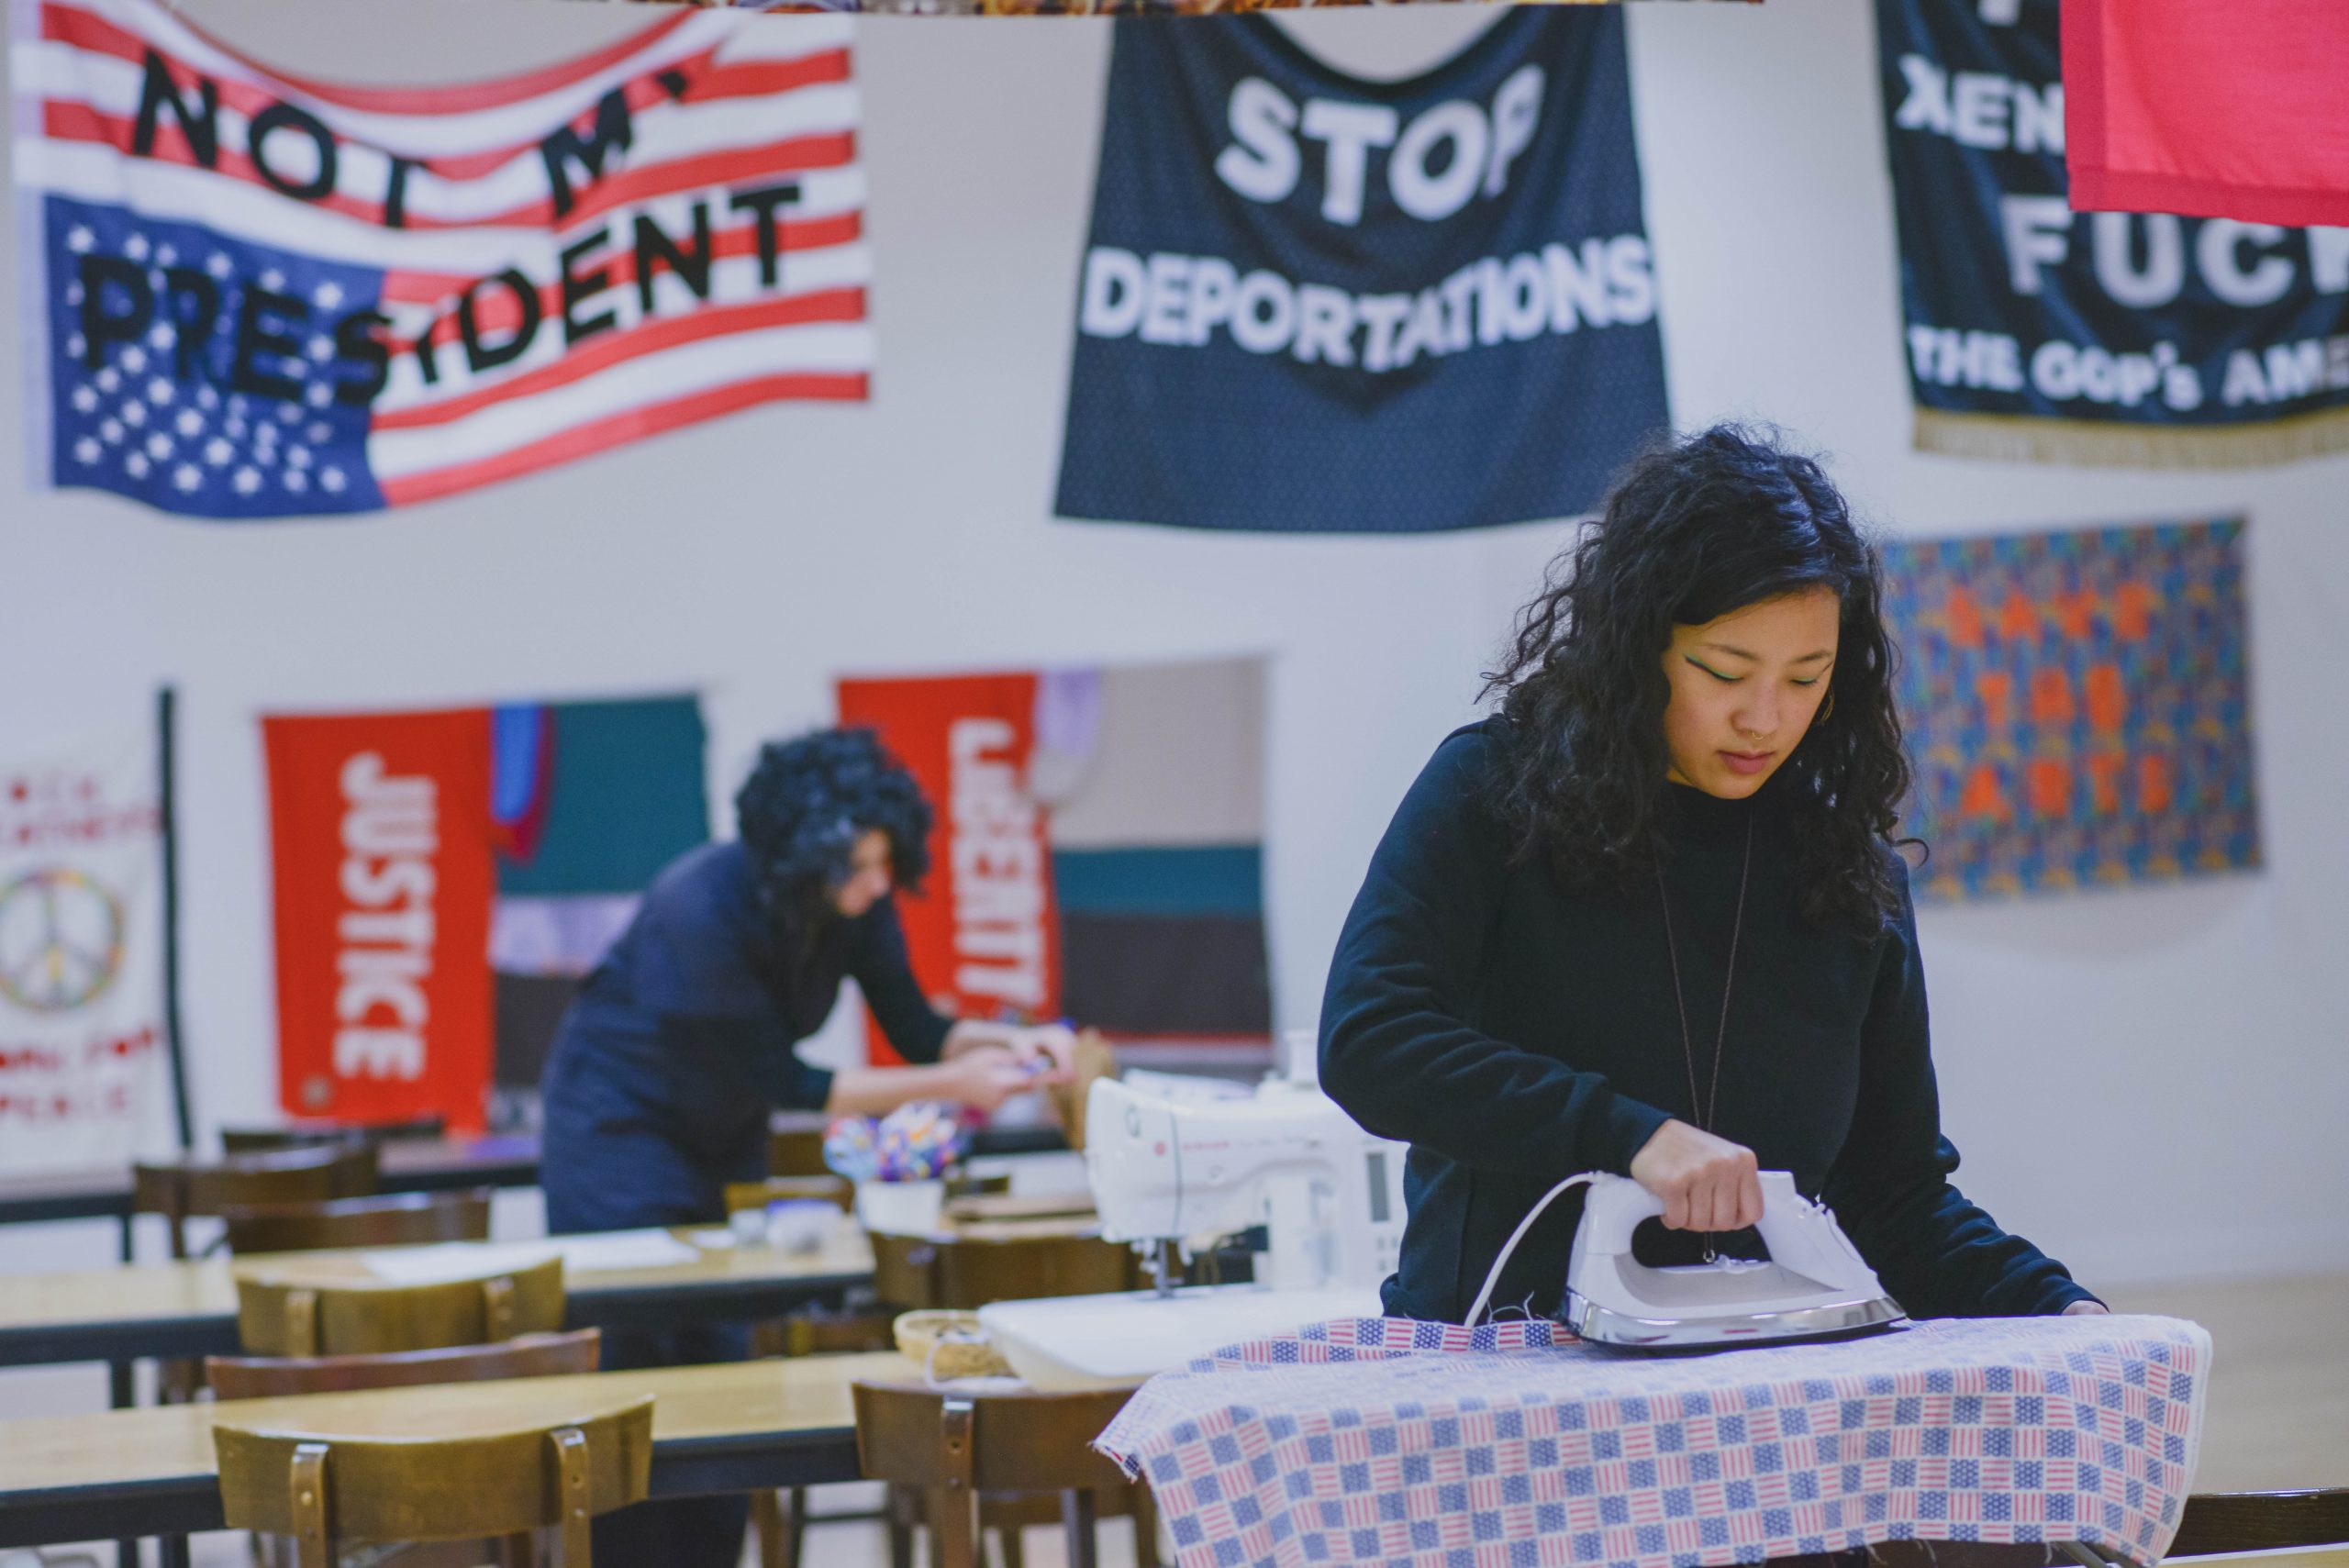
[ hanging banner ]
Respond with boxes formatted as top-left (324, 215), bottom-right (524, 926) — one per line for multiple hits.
top-left (835, 673), bottom-right (1062, 1064)
top-left (837, 660), bottom-right (1276, 1069)
top-left (1054, 12), bottom-right (1667, 533)
top-left (2064, 0), bottom-right (2349, 230)
top-left (0, 721), bottom-right (171, 1175)
top-left (11, 0), bottom-right (869, 519)
top-left (1880, 518), bottom-right (2259, 902)
top-left (489, 695), bottom-right (707, 1106)
top-left (570, 0), bottom-right (1750, 15)
top-left (264, 708), bottom-right (495, 1130)
top-left (1876, 0), bottom-right (2349, 467)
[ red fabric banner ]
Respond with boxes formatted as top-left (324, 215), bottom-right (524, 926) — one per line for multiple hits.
top-left (2065, 0), bottom-right (2349, 228)
top-left (835, 673), bottom-right (1060, 1065)
top-left (263, 709), bottom-right (495, 1131)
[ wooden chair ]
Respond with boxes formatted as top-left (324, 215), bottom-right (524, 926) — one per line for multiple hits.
top-left (873, 1229), bottom-right (1132, 1313)
top-left (852, 1379), bottom-right (1158, 1568)
top-left (220, 1189), bottom-right (495, 1256)
top-left (211, 1396), bottom-right (652, 1568)
top-left (768, 1124), bottom-right (829, 1178)
top-left (134, 1145), bottom-right (382, 1406)
top-left (724, 1175), bottom-right (854, 1216)
top-left (725, 1175), bottom-right (883, 1355)
top-left (133, 1144), bottom-right (381, 1260)
top-left (934, 1232), bottom-right (1130, 1307)
top-left (236, 1255), bottom-right (566, 1356)
top-left (206, 1329), bottom-right (602, 1400)
top-left (945, 1171), bottom-right (1014, 1199)
top-left (221, 1115), bottom-right (446, 1152)
top-left (2169, 1489), bottom-right (2349, 1557)
top-left (871, 1231), bottom-right (944, 1311)
top-left (1043, 1029), bottom-right (1118, 1151)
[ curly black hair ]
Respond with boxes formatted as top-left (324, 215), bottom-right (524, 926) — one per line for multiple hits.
top-left (1480, 424), bottom-right (1912, 935)
top-left (735, 727), bottom-right (932, 935)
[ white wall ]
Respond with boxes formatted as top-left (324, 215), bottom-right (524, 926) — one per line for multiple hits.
top-left (2, 0), bottom-right (2342, 1292)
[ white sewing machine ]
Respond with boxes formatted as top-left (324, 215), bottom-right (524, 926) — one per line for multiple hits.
top-left (976, 1064), bottom-right (1409, 1390)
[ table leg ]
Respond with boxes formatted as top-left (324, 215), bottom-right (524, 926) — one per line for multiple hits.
top-left (1061, 1489), bottom-right (1099, 1568)
top-left (111, 1354), bottom-right (139, 1568)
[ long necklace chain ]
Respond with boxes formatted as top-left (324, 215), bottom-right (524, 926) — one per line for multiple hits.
top-left (1655, 817), bottom-right (1755, 1259)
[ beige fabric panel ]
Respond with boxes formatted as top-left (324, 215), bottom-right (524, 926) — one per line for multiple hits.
top-left (1044, 658), bottom-right (1266, 849)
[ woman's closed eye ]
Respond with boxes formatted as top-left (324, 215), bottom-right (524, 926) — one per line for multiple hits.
top-left (1685, 658), bottom-right (1823, 687)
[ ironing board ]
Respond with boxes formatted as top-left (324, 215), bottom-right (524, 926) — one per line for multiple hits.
top-left (1095, 1315), bottom-right (2210, 1568)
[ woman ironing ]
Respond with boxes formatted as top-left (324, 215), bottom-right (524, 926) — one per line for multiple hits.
top-left (1319, 426), bottom-right (2105, 1326)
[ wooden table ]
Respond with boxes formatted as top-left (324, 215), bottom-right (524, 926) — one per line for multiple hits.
top-left (0, 1123), bottom-right (1069, 1232)
top-left (0, 1226), bottom-right (877, 1370)
top-left (0, 1351), bottom-right (908, 1549)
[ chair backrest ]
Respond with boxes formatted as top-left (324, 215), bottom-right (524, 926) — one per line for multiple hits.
top-left (206, 1329), bottom-right (602, 1401)
top-left (220, 1116), bottom-right (446, 1153)
top-left (212, 1396), bottom-right (652, 1568)
top-left (1046, 1029), bottom-right (1118, 1152)
top-left (870, 1232), bottom-right (941, 1310)
top-left (943, 1172), bottom-right (1013, 1199)
top-left (931, 1232), bottom-right (1131, 1309)
top-left (220, 1189), bottom-right (495, 1256)
top-left (768, 1125), bottom-right (829, 1178)
top-left (852, 1379), bottom-right (1136, 1494)
top-left (869, 1229), bottom-right (1130, 1311)
top-left (722, 1175), bottom-right (853, 1214)
top-left (236, 1255), bottom-right (567, 1356)
top-left (133, 1146), bottom-right (383, 1258)
top-left (2171, 1490), bottom-right (2349, 1558)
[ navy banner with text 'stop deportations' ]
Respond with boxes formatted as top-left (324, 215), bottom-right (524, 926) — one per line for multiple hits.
top-left (1053, 12), bottom-right (1668, 534)
top-left (1877, 0), bottom-right (2349, 467)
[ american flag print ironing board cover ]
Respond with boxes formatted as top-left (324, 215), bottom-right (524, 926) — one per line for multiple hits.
top-left (1094, 1315), bottom-right (2210, 1568)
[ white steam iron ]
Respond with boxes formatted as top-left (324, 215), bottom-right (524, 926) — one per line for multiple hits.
top-left (1560, 1172), bottom-right (1908, 1351)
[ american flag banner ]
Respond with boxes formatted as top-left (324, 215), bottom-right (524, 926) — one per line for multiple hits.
top-left (9, 0), bottom-right (868, 517)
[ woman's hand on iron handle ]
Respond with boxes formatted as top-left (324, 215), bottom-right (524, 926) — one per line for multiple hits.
top-left (1629, 1120), bottom-right (1765, 1234)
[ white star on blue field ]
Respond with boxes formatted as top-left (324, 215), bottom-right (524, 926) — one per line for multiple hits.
top-left (46, 197), bottom-right (387, 517)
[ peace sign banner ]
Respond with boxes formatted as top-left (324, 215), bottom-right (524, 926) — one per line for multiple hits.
top-left (0, 719), bottom-right (173, 1176)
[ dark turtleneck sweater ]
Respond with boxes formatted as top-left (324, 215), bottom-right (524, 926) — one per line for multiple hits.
top-left (1319, 718), bottom-right (2095, 1324)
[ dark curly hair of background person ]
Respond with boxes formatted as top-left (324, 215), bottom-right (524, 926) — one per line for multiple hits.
top-left (735, 727), bottom-right (932, 933)
top-left (1480, 423), bottom-right (1915, 935)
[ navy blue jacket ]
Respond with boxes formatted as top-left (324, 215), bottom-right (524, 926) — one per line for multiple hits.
top-left (540, 840), bottom-right (950, 1229)
top-left (1319, 720), bottom-right (2095, 1324)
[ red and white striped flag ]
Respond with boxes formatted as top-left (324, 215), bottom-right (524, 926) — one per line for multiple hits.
top-left (10, 0), bottom-right (869, 517)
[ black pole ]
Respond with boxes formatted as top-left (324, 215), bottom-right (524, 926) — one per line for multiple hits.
top-left (158, 686), bottom-right (193, 1151)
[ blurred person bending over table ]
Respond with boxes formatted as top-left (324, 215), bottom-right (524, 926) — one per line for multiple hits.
top-left (540, 725), bottom-right (1072, 1568)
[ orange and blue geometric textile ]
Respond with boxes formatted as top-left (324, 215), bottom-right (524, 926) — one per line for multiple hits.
top-left (1880, 519), bottom-right (2258, 902)
top-left (1096, 1314), bottom-right (2210, 1568)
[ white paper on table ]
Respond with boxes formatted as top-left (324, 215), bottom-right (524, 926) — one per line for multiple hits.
top-left (685, 1229), bottom-right (737, 1249)
top-left (358, 1229), bottom-right (701, 1284)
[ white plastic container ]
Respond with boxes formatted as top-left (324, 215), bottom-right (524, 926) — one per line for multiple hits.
top-left (855, 1178), bottom-right (945, 1236)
